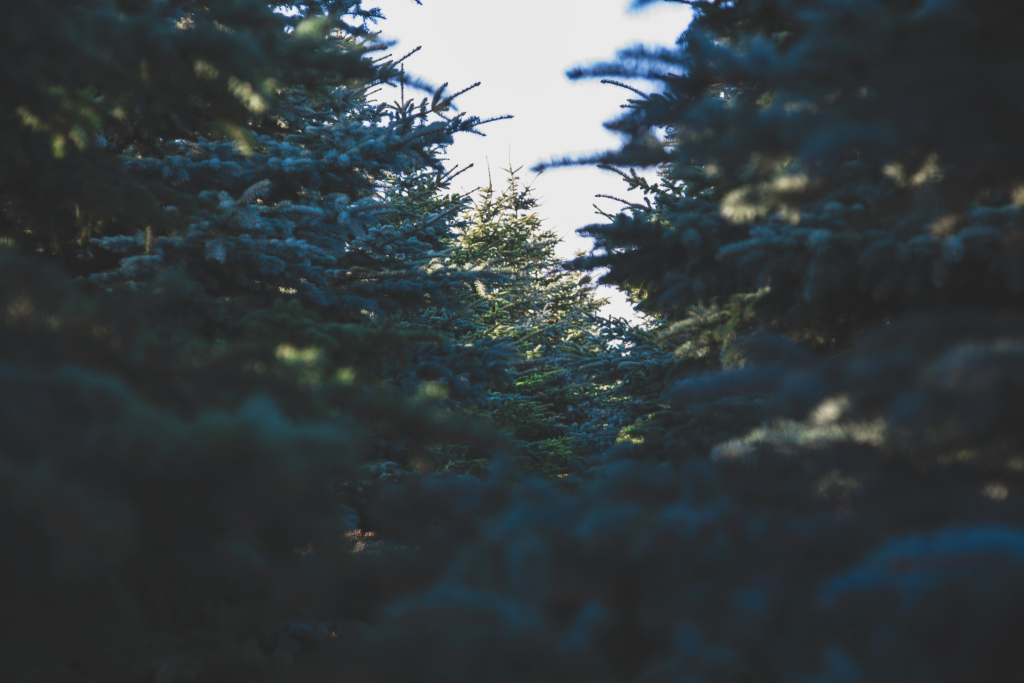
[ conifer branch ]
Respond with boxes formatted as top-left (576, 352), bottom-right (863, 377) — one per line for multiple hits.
top-left (595, 193), bottom-right (645, 210)
top-left (600, 79), bottom-right (651, 100)
top-left (240, 180), bottom-right (271, 204)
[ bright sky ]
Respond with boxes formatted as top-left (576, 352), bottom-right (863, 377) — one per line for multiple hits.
top-left (370, 0), bottom-right (692, 318)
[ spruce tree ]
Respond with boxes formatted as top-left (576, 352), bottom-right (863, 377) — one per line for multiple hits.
top-left (457, 166), bottom-right (607, 468)
top-left (0, 2), bottom-right (511, 681)
top-left (325, 2), bottom-right (1024, 682)
top-left (12, 1), bottom-right (1024, 681)
top-left (443, 166), bottom-right (667, 474)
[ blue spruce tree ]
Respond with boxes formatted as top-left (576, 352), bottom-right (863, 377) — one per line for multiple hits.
top-left (331, 2), bottom-right (1024, 682)
top-left (0, 2), bottom-right (513, 681)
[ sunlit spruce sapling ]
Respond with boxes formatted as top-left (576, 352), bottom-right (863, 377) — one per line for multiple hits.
top-left (445, 165), bottom-right (667, 473)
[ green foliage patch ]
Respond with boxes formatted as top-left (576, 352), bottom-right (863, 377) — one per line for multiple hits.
top-left (6, 1), bottom-right (1024, 682)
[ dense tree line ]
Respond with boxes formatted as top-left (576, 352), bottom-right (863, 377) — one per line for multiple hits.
top-left (3, 1), bottom-right (1024, 681)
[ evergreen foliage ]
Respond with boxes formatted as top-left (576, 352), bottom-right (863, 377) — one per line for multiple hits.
top-left (422, 0), bottom-right (1024, 679)
top-left (7, 0), bottom-right (1024, 682)
top-left (0, 2), bottom-right (511, 681)
top-left (291, 2), bottom-right (1024, 682)
top-left (449, 166), bottom-right (662, 472)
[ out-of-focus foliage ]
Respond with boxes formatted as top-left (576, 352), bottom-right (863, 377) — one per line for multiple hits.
top-left (572, 0), bottom-right (1024, 342)
top-left (2, 0), bottom-right (374, 264)
top-left (9, 0), bottom-right (1024, 682)
top-left (0, 2), bottom-right (511, 681)
top-left (326, 1), bottom-right (1024, 682)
